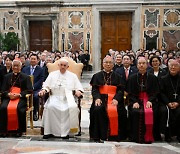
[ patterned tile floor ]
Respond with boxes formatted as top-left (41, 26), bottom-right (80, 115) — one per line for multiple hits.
top-left (0, 71), bottom-right (179, 154)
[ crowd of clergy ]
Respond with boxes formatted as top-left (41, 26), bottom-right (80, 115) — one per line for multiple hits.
top-left (0, 48), bottom-right (179, 144)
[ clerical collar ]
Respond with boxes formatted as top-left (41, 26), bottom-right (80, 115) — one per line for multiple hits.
top-left (103, 70), bottom-right (112, 85)
top-left (103, 69), bottom-right (113, 74)
top-left (13, 72), bottom-right (20, 76)
top-left (138, 71), bottom-right (147, 76)
top-left (169, 73), bottom-right (179, 79)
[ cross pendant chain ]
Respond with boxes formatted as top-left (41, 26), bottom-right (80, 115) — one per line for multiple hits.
top-left (173, 93), bottom-right (178, 99)
top-left (170, 78), bottom-right (179, 100)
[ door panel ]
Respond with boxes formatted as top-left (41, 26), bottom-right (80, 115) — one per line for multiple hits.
top-left (29, 21), bottom-right (52, 52)
top-left (101, 12), bottom-right (132, 63)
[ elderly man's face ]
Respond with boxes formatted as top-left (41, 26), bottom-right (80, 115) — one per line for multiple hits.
top-left (12, 61), bottom-right (21, 74)
top-left (103, 57), bottom-right (114, 72)
top-left (58, 61), bottom-right (69, 74)
top-left (169, 60), bottom-right (180, 76)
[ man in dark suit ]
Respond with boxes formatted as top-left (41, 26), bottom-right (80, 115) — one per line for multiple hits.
top-left (113, 54), bottom-right (123, 71)
top-left (115, 54), bottom-right (138, 139)
top-left (38, 52), bottom-right (47, 68)
top-left (116, 54), bottom-right (138, 89)
top-left (22, 54), bottom-right (44, 121)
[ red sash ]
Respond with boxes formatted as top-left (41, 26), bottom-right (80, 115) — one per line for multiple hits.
top-left (99, 85), bottom-right (118, 136)
top-left (7, 87), bottom-right (21, 131)
top-left (139, 92), bottom-right (154, 142)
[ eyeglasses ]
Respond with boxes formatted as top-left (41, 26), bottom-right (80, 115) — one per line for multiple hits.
top-left (103, 61), bottom-right (113, 64)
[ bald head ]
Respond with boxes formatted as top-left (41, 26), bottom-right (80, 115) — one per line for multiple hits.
top-left (137, 57), bottom-right (148, 74)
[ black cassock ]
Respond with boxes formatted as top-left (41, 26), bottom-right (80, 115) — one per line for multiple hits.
top-left (127, 72), bottom-right (159, 143)
top-left (0, 72), bottom-right (32, 133)
top-left (159, 73), bottom-right (180, 139)
top-left (89, 71), bottom-right (127, 141)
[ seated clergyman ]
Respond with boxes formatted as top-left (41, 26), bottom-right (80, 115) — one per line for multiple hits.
top-left (159, 59), bottom-right (180, 142)
top-left (89, 56), bottom-right (127, 142)
top-left (127, 57), bottom-right (160, 143)
top-left (0, 59), bottom-right (33, 137)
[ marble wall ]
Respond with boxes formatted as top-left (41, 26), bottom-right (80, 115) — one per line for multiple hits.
top-left (142, 6), bottom-right (180, 51)
top-left (59, 8), bottom-right (92, 54)
top-left (0, 1), bottom-right (179, 70)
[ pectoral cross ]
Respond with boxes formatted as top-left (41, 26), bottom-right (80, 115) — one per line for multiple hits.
top-left (173, 93), bottom-right (178, 99)
top-left (140, 82), bottom-right (145, 91)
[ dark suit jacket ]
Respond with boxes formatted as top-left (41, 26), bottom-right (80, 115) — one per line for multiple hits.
top-left (116, 66), bottom-right (138, 89)
top-left (148, 68), bottom-right (166, 81)
top-left (38, 60), bottom-right (46, 68)
top-left (22, 65), bottom-right (44, 91)
top-left (0, 66), bottom-right (12, 88)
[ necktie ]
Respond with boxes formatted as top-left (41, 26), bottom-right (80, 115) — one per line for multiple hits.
top-left (125, 68), bottom-right (129, 80)
top-left (30, 67), bottom-right (34, 75)
top-left (40, 62), bottom-right (44, 67)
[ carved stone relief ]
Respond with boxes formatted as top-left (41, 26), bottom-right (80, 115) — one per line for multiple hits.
top-left (68, 31), bottom-right (84, 51)
top-left (163, 30), bottom-right (180, 50)
top-left (144, 9), bottom-right (160, 28)
top-left (4, 11), bottom-right (19, 30)
top-left (164, 9), bottom-right (180, 27)
top-left (144, 30), bottom-right (159, 50)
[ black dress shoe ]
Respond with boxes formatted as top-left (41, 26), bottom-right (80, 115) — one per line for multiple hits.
top-left (15, 133), bottom-right (22, 137)
top-left (0, 133), bottom-right (7, 137)
top-left (177, 136), bottom-right (180, 143)
top-left (43, 135), bottom-right (50, 139)
top-left (43, 134), bottom-right (54, 139)
top-left (33, 115), bottom-right (38, 121)
top-left (165, 136), bottom-right (172, 142)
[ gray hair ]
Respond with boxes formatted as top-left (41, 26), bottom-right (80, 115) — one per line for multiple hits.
top-left (12, 59), bottom-right (22, 66)
top-left (103, 55), bottom-right (114, 64)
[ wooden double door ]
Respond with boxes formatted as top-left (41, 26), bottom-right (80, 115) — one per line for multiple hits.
top-left (101, 12), bottom-right (132, 60)
top-left (29, 21), bottom-right (52, 52)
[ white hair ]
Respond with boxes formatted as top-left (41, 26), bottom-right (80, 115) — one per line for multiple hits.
top-left (12, 59), bottom-right (22, 66)
top-left (59, 58), bottom-right (69, 66)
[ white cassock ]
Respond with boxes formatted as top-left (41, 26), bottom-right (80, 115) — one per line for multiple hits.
top-left (42, 70), bottom-right (84, 137)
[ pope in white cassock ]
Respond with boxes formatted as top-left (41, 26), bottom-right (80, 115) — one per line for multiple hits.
top-left (39, 58), bottom-right (84, 139)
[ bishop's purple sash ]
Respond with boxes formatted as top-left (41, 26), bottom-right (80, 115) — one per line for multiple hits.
top-left (139, 92), bottom-right (154, 142)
